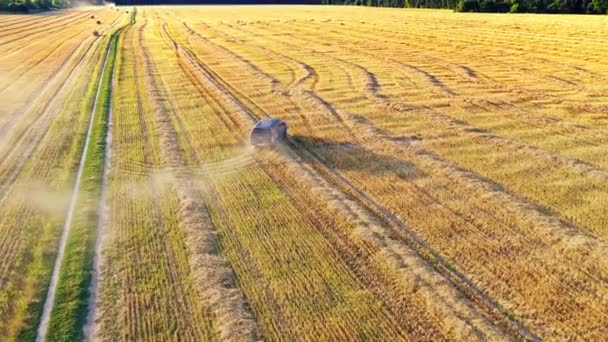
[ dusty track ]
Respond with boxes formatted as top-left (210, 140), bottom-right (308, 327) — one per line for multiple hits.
top-left (35, 33), bottom-right (115, 342)
top-left (82, 40), bottom-right (115, 342)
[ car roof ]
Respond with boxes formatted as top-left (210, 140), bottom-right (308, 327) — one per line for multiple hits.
top-left (254, 118), bottom-right (281, 129)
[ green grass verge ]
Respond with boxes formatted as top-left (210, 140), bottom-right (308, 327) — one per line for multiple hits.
top-left (44, 11), bottom-right (135, 341)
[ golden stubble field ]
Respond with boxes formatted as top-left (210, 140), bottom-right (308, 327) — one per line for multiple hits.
top-left (1, 5), bottom-right (608, 341)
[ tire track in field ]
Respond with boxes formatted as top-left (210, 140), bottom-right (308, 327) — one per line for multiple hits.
top-left (35, 30), bottom-right (115, 342)
top-left (287, 23), bottom-right (608, 168)
top-left (183, 23), bottom-right (281, 88)
top-left (186, 22), bottom-right (353, 136)
top-left (230, 22), bottom-right (456, 98)
top-left (310, 22), bottom-right (608, 132)
top-left (182, 23), bottom-right (315, 134)
top-left (234, 21), bottom-right (608, 238)
top-left (255, 32), bottom-right (398, 103)
top-left (163, 23), bottom-right (536, 340)
top-left (362, 21), bottom-right (601, 86)
top-left (303, 20), bottom-right (580, 89)
top-left (303, 22), bottom-right (608, 148)
top-left (216, 22), bottom-right (438, 125)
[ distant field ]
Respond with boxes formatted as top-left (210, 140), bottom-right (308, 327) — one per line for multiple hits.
top-left (1, 5), bottom-right (608, 341)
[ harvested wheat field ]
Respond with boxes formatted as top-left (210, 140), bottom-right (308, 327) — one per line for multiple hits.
top-left (2, 4), bottom-right (608, 341)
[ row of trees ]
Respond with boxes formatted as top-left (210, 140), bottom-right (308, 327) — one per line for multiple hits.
top-left (114, 0), bottom-right (319, 4)
top-left (0, 0), bottom-right (102, 12)
top-left (322, 0), bottom-right (405, 6)
top-left (456, 0), bottom-right (607, 12)
top-left (2, 0), bottom-right (604, 13)
top-left (322, 0), bottom-right (607, 12)
top-left (1, 0), bottom-right (70, 12)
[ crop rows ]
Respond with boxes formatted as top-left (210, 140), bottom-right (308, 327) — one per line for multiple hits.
top-left (2, 5), bottom-right (608, 341)
top-left (139, 6), bottom-right (607, 340)
top-left (95, 10), bottom-right (427, 340)
top-left (92, 7), bottom-right (513, 340)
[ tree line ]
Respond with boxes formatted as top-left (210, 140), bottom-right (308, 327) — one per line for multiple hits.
top-left (2, 0), bottom-right (321, 11)
top-left (1, 0), bottom-right (101, 12)
top-left (1, 0), bottom-right (67, 12)
top-left (322, 0), bottom-right (607, 13)
top-left (322, 0), bottom-right (405, 6)
top-left (2, 0), bottom-right (605, 14)
top-left (113, 0), bottom-right (319, 4)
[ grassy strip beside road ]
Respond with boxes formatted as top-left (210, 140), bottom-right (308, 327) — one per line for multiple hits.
top-left (44, 12), bottom-right (133, 341)
top-left (11, 32), bottom-right (113, 342)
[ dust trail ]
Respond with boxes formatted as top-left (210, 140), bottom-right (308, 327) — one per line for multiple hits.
top-left (35, 35), bottom-right (114, 342)
top-left (15, 184), bottom-right (72, 215)
top-left (117, 145), bottom-right (256, 177)
top-left (193, 145), bottom-right (255, 177)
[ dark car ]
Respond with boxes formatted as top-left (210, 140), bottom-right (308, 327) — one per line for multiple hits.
top-left (250, 118), bottom-right (288, 147)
